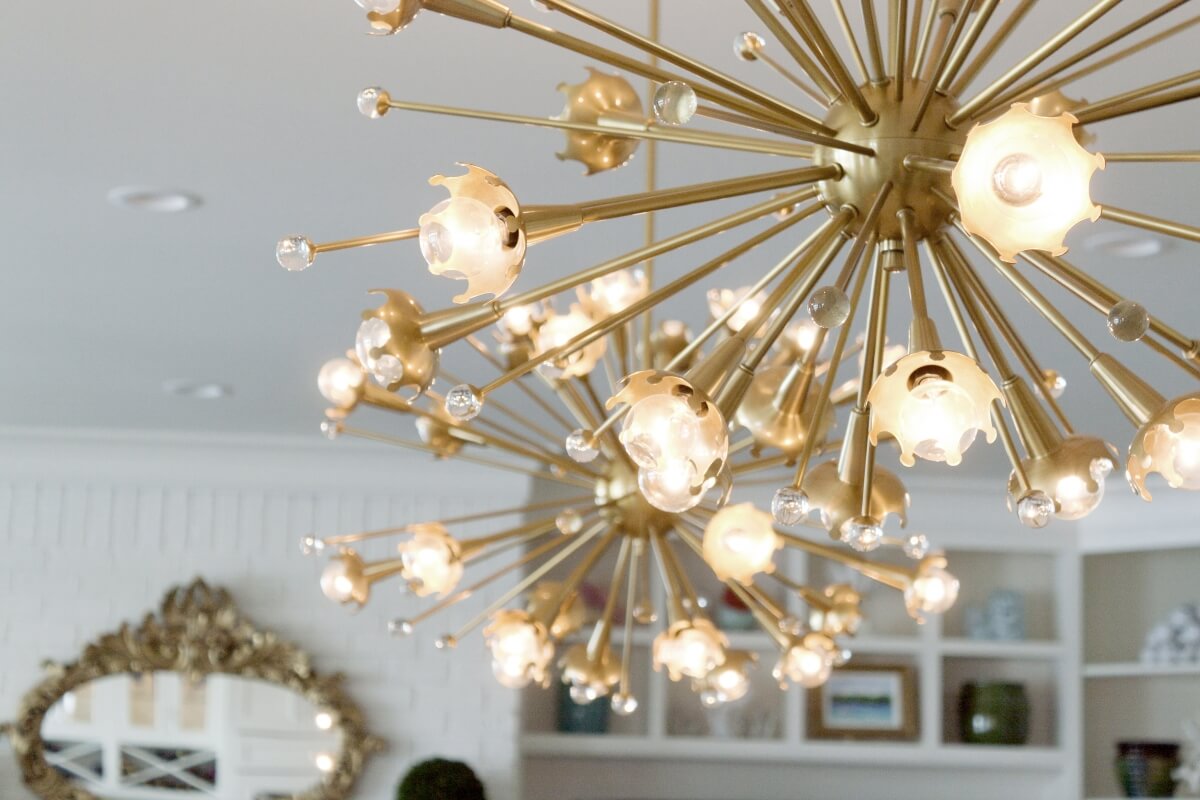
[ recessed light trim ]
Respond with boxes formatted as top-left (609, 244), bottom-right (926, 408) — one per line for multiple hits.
top-left (107, 186), bottom-right (202, 213)
top-left (1084, 230), bottom-right (1167, 259)
top-left (162, 379), bottom-right (232, 400)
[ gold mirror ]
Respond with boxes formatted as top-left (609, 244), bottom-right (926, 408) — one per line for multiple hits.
top-left (2, 580), bottom-right (383, 800)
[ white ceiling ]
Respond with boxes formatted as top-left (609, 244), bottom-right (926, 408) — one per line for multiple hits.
top-left (2, 0), bottom-right (1197, 481)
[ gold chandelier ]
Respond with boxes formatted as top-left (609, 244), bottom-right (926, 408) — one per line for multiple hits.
top-left (280, 0), bottom-right (1200, 711)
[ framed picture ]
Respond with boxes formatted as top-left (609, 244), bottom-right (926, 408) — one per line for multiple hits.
top-left (807, 663), bottom-right (919, 741)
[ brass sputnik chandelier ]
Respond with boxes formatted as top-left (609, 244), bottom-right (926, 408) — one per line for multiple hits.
top-left (281, 0), bottom-right (1200, 711)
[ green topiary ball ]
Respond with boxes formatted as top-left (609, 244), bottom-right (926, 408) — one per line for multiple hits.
top-left (397, 758), bottom-right (487, 800)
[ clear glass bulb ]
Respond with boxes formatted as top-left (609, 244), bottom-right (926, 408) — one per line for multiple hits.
top-left (398, 528), bottom-right (463, 597)
top-left (653, 81), bottom-right (697, 126)
top-left (702, 503), bottom-right (778, 583)
top-left (771, 486), bottom-right (810, 525)
top-left (355, 317), bottom-right (406, 387)
top-left (1165, 419), bottom-right (1200, 490)
top-left (587, 269), bottom-right (647, 316)
top-left (1053, 457), bottom-right (1112, 520)
top-left (991, 153), bottom-right (1044, 207)
top-left (652, 625), bottom-right (725, 680)
top-left (500, 304), bottom-right (537, 337)
top-left (897, 377), bottom-right (982, 464)
top-left (317, 358), bottom-right (365, 407)
top-left (319, 559), bottom-right (361, 605)
top-left (485, 612), bottom-right (553, 689)
top-left (903, 533), bottom-right (930, 560)
top-left (534, 307), bottom-right (605, 378)
top-left (776, 642), bottom-right (833, 688)
top-left (638, 460), bottom-right (703, 513)
top-left (905, 563), bottom-right (960, 618)
top-left (419, 196), bottom-right (511, 283)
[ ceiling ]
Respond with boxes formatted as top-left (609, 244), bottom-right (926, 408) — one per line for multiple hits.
top-left (2, 0), bottom-right (1197, 481)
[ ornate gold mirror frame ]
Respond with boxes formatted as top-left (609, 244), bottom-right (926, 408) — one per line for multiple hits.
top-left (1, 579), bottom-right (384, 800)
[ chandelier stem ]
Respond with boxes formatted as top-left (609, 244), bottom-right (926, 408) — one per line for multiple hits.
top-left (949, 0), bottom-right (1125, 128)
top-left (1026, 14), bottom-right (1200, 100)
top-left (776, 529), bottom-right (913, 593)
top-left (779, 0), bottom-right (880, 124)
top-left (730, 439), bottom-right (843, 476)
top-left (617, 538), bottom-right (642, 697)
top-left (939, 239), bottom-right (1075, 434)
top-left (378, 97), bottom-right (816, 158)
top-left (505, 12), bottom-right (824, 133)
top-left (459, 514), bottom-right (564, 561)
top-left (903, 154), bottom-right (956, 174)
top-left (831, 0), bottom-right (872, 85)
top-left (1073, 71), bottom-right (1200, 125)
top-left (476, 213), bottom-right (814, 398)
top-left (1097, 204), bottom-right (1200, 245)
top-left (650, 532), bottom-right (690, 625)
top-left (983, 0), bottom-right (1192, 113)
top-left (890, 0), bottom-right (908, 100)
top-left (1104, 151), bottom-right (1200, 163)
top-left (311, 228), bottom-right (418, 255)
top-left (587, 535), bottom-right (634, 663)
top-left (465, 336), bottom-right (576, 433)
top-left (949, 0), bottom-right (1037, 96)
top-left (532, 0), bottom-right (832, 134)
top-left (756, 50), bottom-right (829, 106)
top-left (744, 0), bottom-right (842, 102)
top-left (910, 0), bottom-right (939, 80)
top-left (860, 0), bottom-right (888, 84)
top-left (911, 1), bottom-right (976, 131)
top-left (937, 0), bottom-right (1000, 94)
top-left (898, 209), bottom-right (941, 351)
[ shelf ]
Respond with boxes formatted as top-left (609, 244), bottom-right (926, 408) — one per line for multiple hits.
top-left (1083, 661), bottom-right (1200, 679)
top-left (520, 733), bottom-right (1065, 770)
top-left (940, 639), bottom-right (1064, 660)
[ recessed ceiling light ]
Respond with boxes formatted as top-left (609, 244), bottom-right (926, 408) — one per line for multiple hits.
top-left (1084, 230), bottom-right (1167, 259)
top-left (107, 186), bottom-right (202, 213)
top-left (162, 379), bottom-right (232, 400)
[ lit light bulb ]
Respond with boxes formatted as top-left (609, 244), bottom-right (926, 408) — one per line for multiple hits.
top-left (702, 503), bottom-right (779, 583)
top-left (398, 525), bottom-right (463, 597)
top-left (533, 305), bottom-right (606, 379)
top-left (314, 711), bottom-right (335, 731)
top-left (314, 752), bottom-right (336, 773)
top-left (653, 620), bottom-right (728, 681)
top-left (1008, 437), bottom-right (1116, 522)
top-left (637, 459), bottom-right (703, 513)
top-left (840, 517), bottom-right (883, 552)
top-left (419, 197), bottom-right (512, 296)
top-left (320, 552), bottom-right (368, 606)
top-left (356, 317), bottom-right (406, 388)
top-left (867, 353), bottom-right (1002, 467)
top-left (905, 558), bottom-right (960, 622)
top-left (560, 641), bottom-right (620, 703)
top-left (694, 650), bottom-right (756, 705)
top-left (585, 269), bottom-right (648, 317)
top-left (952, 103), bottom-right (1104, 262)
top-left (1128, 393), bottom-right (1200, 499)
top-left (707, 286), bottom-right (769, 334)
top-left (484, 610), bottom-right (554, 689)
top-left (774, 636), bottom-right (835, 689)
top-left (499, 304), bottom-right (538, 338)
top-left (317, 358), bottom-right (365, 408)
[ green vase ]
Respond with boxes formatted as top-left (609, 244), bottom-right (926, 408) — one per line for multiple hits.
top-left (1115, 741), bottom-right (1180, 797)
top-left (556, 681), bottom-right (610, 734)
top-left (958, 682), bottom-right (1029, 745)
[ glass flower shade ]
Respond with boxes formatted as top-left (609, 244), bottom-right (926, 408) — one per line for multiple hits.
top-left (904, 558), bottom-right (961, 622)
top-left (397, 524), bottom-right (464, 597)
top-left (419, 196), bottom-right (516, 303)
top-left (533, 305), bottom-right (607, 379)
top-left (652, 620), bottom-right (728, 681)
top-left (706, 286), bottom-right (770, 334)
top-left (484, 610), bottom-right (554, 689)
top-left (702, 503), bottom-right (780, 584)
top-left (773, 635), bottom-right (835, 689)
top-left (317, 358), bottom-right (365, 409)
top-left (867, 352), bottom-right (1002, 467)
top-left (320, 551), bottom-right (368, 606)
top-left (1127, 393), bottom-right (1200, 499)
top-left (584, 269), bottom-right (648, 317)
top-left (695, 650), bottom-right (757, 706)
top-left (952, 103), bottom-right (1104, 262)
top-left (1006, 436), bottom-right (1116, 522)
top-left (619, 391), bottom-right (729, 513)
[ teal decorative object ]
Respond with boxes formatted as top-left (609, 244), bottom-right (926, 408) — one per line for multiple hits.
top-left (557, 681), bottom-right (610, 734)
top-left (958, 682), bottom-right (1029, 745)
top-left (1115, 741), bottom-right (1180, 797)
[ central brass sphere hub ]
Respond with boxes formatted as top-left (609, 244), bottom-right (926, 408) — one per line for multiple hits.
top-left (814, 80), bottom-right (965, 240)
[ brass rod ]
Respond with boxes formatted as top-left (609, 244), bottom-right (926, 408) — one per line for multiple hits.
top-left (744, 0), bottom-right (843, 102)
top-left (478, 213), bottom-right (815, 396)
top-left (937, 0), bottom-right (1000, 93)
top-left (1075, 78), bottom-right (1200, 125)
top-left (1073, 68), bottom-right (1200, 119)
top-left (535, 0), bottom-right (832, 133)
top-left (912, 1), bottom-right (975, 130)
top-left (643, 0), bottom-right (659, 374)
top-left (650, 531), bottom-right (688, 624)
top-left (407, 532), bottom-right (571, 628)
top-left (776, 530), bottom-right (913, 592)
top-left (381, 97), bottom-right (815, 157)
top-left (950, 0), bottom-right (1126, 127)
top-left (918, 11), bottom-right (955, 83)
top-left (587, 536), bottom-right (633, 661)
top-left (1031, 14), bottom-right (1200, 99)
top-left (897, 209), bottom-right (931, 321)
top-left (908, 0), bottom-right (925, 67)
top-left (465, 335), bottom-right (576, 432)
top-left (950, 0), bottom-right (1037, 95)
top-left (311, 228), bottom-right (418, 254)
top-left (506, 11), bottom-right (826, 132)
top-left (460, 514), bottom-right (563, 559)
top-left (940, 239), bottom-right (1075, 433)
top-left (903, 154), bottom-right (956, 174)
top-left (987, 0), bottom-right (1192, 111)
top-left (857, 246), bottom-right (891, 410)
top-left (1099, 204), bottom-right (1200, 244)
top-left (576, 166), bottom-right (840, 222)
top-left (861, 0), bottom-right (888, 83)
top-left (891, 0), bottom-right (909, 100)
top-left (451, 522), bottom-right (611, 641)
top-left (1020, 251), bottom-right (1198, 354)
top-left (1143, 335), bottom-right (1200, 380)
top-left (781, 0), bottom-right (880, 124)
top-left (441, 367), bottom-right (561, 446)
top-left (535, 527), bottom-right (623, 629)
top-left (617, 538), bottom-right (641, 696)
top-left (912, 1), bottom-right (948, 80)
top-left (757, 51), bottom-right (829, 105)
top-left (690, 106), bottom-right (874, 156)
top-left (831, 0), bottom-right (872, 85)
top-left (340, 427), bottom-right (596, 490)
top-left (1104, 152), bottom-right (1200, 163)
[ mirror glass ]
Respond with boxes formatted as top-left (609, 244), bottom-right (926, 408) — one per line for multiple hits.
top-left (40, 672), bottom-right (341, 800)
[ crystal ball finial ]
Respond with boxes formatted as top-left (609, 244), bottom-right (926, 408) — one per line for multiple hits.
top-left (809, 285), bottom-right (851, 328)
top-left (357, 86), bottom-right (389, 119)
top-left (565, 429), bottom-right (600, 463)
top-left (445, 385), bottom-right (484, 421)
top-left (276, 236), bottom-right (314, 272)
top-left (771, 487), bottom-right (810, 526)
top-left (1016, 490), bottom-right (1055, 528)
top-left (653, 82), bottom-right (697, 126)
top-left (1107, 300), bottom-right (1150, 342)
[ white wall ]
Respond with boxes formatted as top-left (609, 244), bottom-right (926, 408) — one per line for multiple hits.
top-left (0, 429), bottom-right (529, 800)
